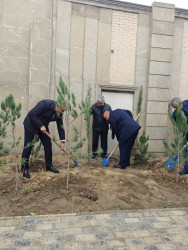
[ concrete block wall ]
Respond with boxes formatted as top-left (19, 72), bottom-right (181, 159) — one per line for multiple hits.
top-left (179, 20), bottom-right (188, 101)
top-left (0, 0), bottom-right (53, 145)
top-left (1, 0), bottom-right (188, 156)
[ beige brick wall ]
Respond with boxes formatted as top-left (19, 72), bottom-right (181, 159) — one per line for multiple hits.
top-left (179, 20), bottom-right (188, 100)
top-left (109, 11), bottom-right (138, 86)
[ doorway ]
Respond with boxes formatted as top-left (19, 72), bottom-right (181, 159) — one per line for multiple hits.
top-left (102, 91), bottom-right (134, 154)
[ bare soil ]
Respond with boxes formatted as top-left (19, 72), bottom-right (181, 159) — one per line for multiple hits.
top-left (0, 154), bottom-right (188, 217)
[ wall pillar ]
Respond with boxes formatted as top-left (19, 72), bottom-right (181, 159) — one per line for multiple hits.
top-left (146, 2), bottom-right (175, 156)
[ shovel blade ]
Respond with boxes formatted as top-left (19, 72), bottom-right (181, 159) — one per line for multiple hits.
top-left (74, 160), bottom-right (80, 167)
top-left (165, 155), bottom-right (178, 170)
top-left (101, 157), bottom-right (110, 167)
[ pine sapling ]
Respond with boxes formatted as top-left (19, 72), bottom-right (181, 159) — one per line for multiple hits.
top-left (0, 94), bottom-right (21, 193)
top-left (134, 86), bottom-right (151, 164)
top-left (163, 102), bottom-right (188, 182)
top-left (56, 76), bottom-right (85, 189)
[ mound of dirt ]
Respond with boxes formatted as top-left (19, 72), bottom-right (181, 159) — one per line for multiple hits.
top-left (0, 154), bottom-right (188, 217)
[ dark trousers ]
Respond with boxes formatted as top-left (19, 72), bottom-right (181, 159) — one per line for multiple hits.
top-left (92, 130), bottom-right (108, 156)
top-left (22, 127), bottom-right (52, 168)
top-left (184, 137), bottom-right (188, 171)
top-left (119, 131), bottom-right (138, 167)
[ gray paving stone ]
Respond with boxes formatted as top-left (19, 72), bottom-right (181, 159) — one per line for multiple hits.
top-left (86, 240), bottom-right (106, 249)
top-left (25, 218), bottom-right (43, 225)
top-left (13, 239), bottom-right (33, 247)
top-left (43, 244), bottom-right (61, 250)
top-left (0, 208), bottom-right (188, 249)
top-left (143, 246), bottom-right (158, 250)
top-left (3, 232), bottom-right (22, 239)
top-left (83, 226), bottom-right (101, 234)
top-left (56, 235), bottom-right (75, 243)
top-left (17, 225), bottom-right (35, 232)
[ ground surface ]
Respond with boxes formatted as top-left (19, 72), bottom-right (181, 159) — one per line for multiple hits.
top-left (0, 154), bottom-right (188, 217)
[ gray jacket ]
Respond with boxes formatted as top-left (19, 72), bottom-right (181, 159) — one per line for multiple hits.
top-left (91, 103), bottom-right (112, 132)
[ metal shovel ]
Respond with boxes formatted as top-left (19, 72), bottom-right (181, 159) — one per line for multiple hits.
top-left (101, 143), bottom-right (119, 167)
top-left (45, 131), bottom-right (80, 167)
top-left (165, 143), bottom-right (188, 170)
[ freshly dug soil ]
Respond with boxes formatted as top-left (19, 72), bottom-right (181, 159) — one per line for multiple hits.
top-left (0, 154), bottom-right (187, 217)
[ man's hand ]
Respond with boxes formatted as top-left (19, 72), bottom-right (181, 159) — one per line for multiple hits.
top-left (60, 142), bottom-right (65, 151)
top-left (40, 125), bottom-right (46, 133)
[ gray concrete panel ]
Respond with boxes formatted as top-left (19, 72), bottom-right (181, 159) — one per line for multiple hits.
top-left (152, 20), bottom-right (174, 36)
top-left (148, 88), bottom-right (170, 101)
top-left (147, 100), bottom-right (168, 114)
top-left (85, 5), bottom-right (99, 19)
top-left (99, 8), bottom-right (112, 24)
top-left (70, 16), bottom-right (85, 48)
top-left (70, 48), bottom-right (84, 78)
top-left (72, 2), bottom-right (85, 17)
top-left (150, 48), bottom-right (172, 62)
top-left (146, 126), bottom-right (167, 139)
top-left (57, 0), bottom-right (71, 19)
top-left (152, 7), bottom-right (175, 22)
top-left (56, 17), bottom-right (71, 50)
top-left (148, 75), bottom-right (170, 88)
top-left (148, 139), bottom-right (165, 152)
top-left (146, 114), bottom-right (168, 126)
top-left (151, 34), bottom-right (173, 49)
top-left (152, 2), bottom-right (175, 8)
top-left (97, 22), bottom-right (111, 83)
top-left (149, 61), bottom-right (171, 76)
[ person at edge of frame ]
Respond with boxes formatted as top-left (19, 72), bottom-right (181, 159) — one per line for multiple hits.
top-left (170, 97), bottom-right (188, 175)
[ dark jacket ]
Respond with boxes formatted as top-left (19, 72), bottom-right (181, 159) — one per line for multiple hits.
top-left (91, 103), bottom-right (112, 132)
top-left (173, 99), bottom-right (188, 140)
top-left (23, 99), bottom-right (65, 140)
top-left (109, 109), bottom-right (141, 147)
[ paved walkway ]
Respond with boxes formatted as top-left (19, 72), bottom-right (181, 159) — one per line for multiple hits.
top-left (0, 208), bottom-right (188, 250)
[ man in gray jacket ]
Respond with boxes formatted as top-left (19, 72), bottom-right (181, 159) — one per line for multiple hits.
top-left (91, 95), bottom-right (112, 159)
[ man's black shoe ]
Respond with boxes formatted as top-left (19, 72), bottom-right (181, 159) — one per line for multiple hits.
top-left (22, 167), bottom-right (30, 178)
top-left (101, 154), bottom-right (106, 159)
top-left (91, 153), bottom-right (98, 160)
top-left (179, 170), bottom-right (188, 175)
top-left (113, 164), bottom-right (126, 169)
top-left (46, 166), bottom-right (59, 173)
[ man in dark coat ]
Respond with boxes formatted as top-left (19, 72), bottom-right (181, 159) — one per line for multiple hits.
top-left (171, 97), bottom-right (188, 175)
top-left (21, 99), bottom-right (65, 178)
top-left (91, 95), bottom-right (112, 159)
top-left (104, 109), bottom-right (141, 169)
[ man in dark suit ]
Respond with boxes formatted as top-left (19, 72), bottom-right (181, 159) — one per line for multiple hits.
top-left (21, 99), bottom-right (65, 178)
top-left (91, 95), bottom-right (112, 160)
top-left (171, 97), bottom-right (188, 175)
top-left (104, 109), bottom-right (141, 169)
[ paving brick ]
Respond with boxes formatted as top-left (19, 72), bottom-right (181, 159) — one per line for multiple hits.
top-left (0, 208), bottom-right (188, 249)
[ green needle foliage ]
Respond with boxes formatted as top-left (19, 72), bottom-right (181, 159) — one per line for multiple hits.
top-left (163, 102), bottom-right (188, 182)
top-left (135, 131), bottom-right (151, 164)
top-left (56, 76), bottom-right (86, 189)
top-left (134, 86), bottom-right (151, 164)
top-left (136, 85), bottom-right (143, 118)
top-left (30, 136), bottom-right (42, 163)
top-left (0, 94), bottom-right (22, 193)
top-left (79, 85), bottom-right (92, 155)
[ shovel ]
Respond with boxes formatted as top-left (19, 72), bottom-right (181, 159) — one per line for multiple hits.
top-left (101, 113), bottom-right (141, 167)
top-left (165, 143), bottom-right (188, 170)
top-left (45, 131), bottom-right (80, 167)
top-left (101, 143), bottom-right (119, 167)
